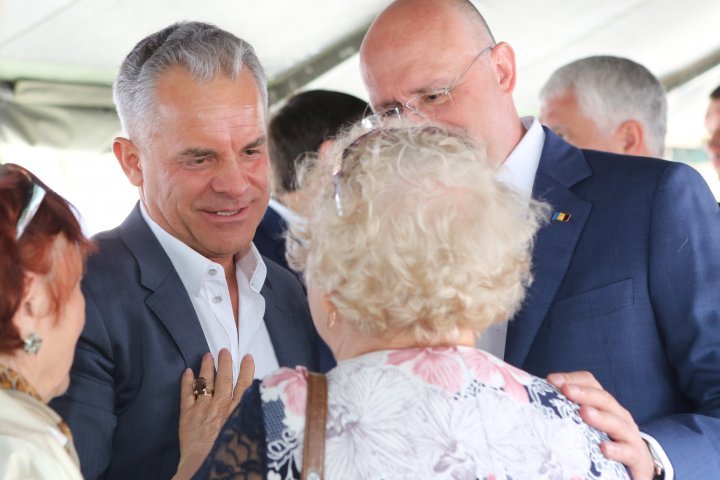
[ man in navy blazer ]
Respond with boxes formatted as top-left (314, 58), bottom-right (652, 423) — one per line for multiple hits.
top-left (254, 90), bottom-right (368, 274)
top-left (51, 22), bottom-right (330, 480)
top-left (360, 1), bottom-right (720, 478)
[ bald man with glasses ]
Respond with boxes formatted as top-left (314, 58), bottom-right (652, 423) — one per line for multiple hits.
top-left (360, 1), bottom-right (720, 479)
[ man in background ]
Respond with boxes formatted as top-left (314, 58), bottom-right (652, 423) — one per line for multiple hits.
top-left (52, 22), bottom-right (325, 480)
top-left (539, 55), bottom-right (667, 158)
top-left (360, 1), bottom-right (720, 478)
top-left (254, 89), bottom-right (367, 271)
top-left (705, 85), bottom-right (720, 179)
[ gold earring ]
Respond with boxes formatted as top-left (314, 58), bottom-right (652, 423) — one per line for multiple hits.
top-left (327, 310), bottom-right (337, 329)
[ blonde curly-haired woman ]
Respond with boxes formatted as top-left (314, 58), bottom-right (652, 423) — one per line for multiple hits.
top-left (181, 124), bottom-right (630, 480)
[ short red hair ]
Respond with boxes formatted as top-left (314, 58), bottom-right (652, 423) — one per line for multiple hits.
top-left (0, 164), bottom-right (94, 353)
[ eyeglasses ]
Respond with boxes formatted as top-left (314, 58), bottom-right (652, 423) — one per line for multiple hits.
top-left (1, 164), bottom-right (48, 240)
top-left (363, 45), bottom-right (495, 128)
top-left (16, 182), bottom-right (47, 240)
top-left (332, 128), bottom-right (394, 217)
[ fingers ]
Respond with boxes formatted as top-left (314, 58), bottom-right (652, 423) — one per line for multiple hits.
top-left (557, 381), bottom-right (634, 426)
top-left (557, 379), bottom-right (636, 441)
top-left (599, 433), bottom-right (655, 480)
top-left (196, 352), bottom-right (216, 401)
top-left (179, 368), bottom-right (195, 413)
top-left (579, 403), bottom-right (637, 442)
top-left (190, 350), bottom-right (254, 411)
top-left (547, 370), bottom-right (655, 479)
top-left (547, 370), bottom-right (601, 389)
top-left (232, 354), bottom-right (255, 410)
top-left (198, 352), bottom-right (216, 384)
top-left (213, 349), bottom-right (234, 400)
top-left (238, 354), bottom-right (255, 391)
top-left (599, 439), bottom-right (653, 478)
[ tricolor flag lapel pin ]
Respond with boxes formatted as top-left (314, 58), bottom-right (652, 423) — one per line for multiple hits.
top-left (552, 211), bottom-right (571, 222)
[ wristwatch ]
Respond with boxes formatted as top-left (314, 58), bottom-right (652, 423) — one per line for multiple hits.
top-left (644, 439), bottom-right (665, 480)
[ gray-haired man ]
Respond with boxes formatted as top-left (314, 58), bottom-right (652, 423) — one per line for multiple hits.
top-left (540, 55), bottom-right (667, 158)
top-left (51, 22), bottom-right (326, 480)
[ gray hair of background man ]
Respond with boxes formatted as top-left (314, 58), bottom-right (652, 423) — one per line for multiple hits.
top-left (540, 56), bottom-right (667, 157)
top-left (113, 21), bottom-right (268, 145)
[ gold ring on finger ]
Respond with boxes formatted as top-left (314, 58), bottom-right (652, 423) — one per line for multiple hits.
top-left (192, 377), bottom-right (214, 399)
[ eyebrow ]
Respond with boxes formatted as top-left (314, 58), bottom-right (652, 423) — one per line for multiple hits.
top-left (177, 136), bottom-right (267, 159)
top-left (243, 136), bottom-right (267, 150)
top-left (179, 147), bottom-right (217, 158)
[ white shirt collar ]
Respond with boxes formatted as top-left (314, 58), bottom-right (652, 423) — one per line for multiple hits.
top-left (268, 197), bottom-right (303, 226)
top-left (139, 204), bottom-right (267, 295)
top-left (496, 116), bottom-right (545, 197)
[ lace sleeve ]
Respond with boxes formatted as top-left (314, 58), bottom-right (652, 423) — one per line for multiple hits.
top-left (192, 380), bottom-right (266, 480)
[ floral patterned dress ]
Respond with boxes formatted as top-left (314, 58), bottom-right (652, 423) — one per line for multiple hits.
top-left (193, 346), bottom-right (630, 480)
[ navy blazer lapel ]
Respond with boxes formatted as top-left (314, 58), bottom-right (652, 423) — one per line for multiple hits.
top-left (505, 129), bottom-right (593, 367)
top-left (119, 204), bottom-right (209, 368)
top-left (261, 271), bottom-right (317, 370)
top-left (254, 207), bottom-right (289, 270)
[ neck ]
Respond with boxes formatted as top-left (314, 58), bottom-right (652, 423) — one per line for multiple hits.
top-left (0, 359), bottom-right (47, 403)
top-left (332, 326), bottom-right (476, 361)
top-left (496, 115), bottom-right (527, 167)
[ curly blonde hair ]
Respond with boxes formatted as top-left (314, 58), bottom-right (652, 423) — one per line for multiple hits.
top-left (287, 123), bottom-right (548, 344)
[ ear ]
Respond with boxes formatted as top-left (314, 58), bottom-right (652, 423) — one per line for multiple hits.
top-left (15, 272), bottom-right (44, 333)
top-left (320, 294), bottom-right (342, 326)
top-left (320, 294), bottom-right (334, 315)
top-left (615, 120), bottom-right (646, 156)
top-left (317, 139), bottom-right (335, 165)
top-left (490, 42), bottom-right (517, 95)
top-left (113, 137), bottom-right (144, 187)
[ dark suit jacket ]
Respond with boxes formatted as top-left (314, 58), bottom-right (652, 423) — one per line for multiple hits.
top-left (506, 128), bottom-right (720, 477)
top-left (253, 204), bottom-right (337, 372)
top-left (51, 204), bottom-right (325, 480)
top-left (253, 204), bottom-right (290, 272)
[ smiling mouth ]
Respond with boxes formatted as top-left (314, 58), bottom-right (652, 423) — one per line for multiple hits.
top-left (215, 210), bottom-right (240, 216)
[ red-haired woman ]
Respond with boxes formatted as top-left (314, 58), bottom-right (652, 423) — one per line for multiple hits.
top-left (0, 163), bottom-right (93, 479)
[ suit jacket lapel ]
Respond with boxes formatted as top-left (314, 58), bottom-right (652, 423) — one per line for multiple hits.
top-left (261, 273), bottom-right (317, 370)
top-left (505, 129), bottom-right (592, 367)
top-left (119, 204), bottom-right (209, 369)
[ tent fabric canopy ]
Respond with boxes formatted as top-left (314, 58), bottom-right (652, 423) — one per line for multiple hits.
top-left (1, 0), bottom-right (720, 150)
top-left (2, 0), bottom-right (719, 233)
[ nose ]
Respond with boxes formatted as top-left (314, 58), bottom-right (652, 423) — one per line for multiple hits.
top-left (211, 160), bottom-right (250, 196)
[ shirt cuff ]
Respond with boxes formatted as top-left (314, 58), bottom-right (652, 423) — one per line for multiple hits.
top-left (641, 432), bottom-right (674, 480)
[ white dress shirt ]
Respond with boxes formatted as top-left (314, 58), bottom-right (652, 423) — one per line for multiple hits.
top-left (476, 116), bottom-right (544, 359)
top-left (140, 206), bottom-right (279, 383)
top-left (268, 197), bottom-right (303, 227)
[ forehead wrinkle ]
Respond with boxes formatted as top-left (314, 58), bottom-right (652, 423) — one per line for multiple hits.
top-left (178, 134), bottom-right (266, 158)
top-left (193, 105), bottom-right (264, 128)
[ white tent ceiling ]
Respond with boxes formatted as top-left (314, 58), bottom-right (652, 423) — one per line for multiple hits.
top-left (0, 0), bottom-right (390, 84)
top-left (2, 0), bottom-right (720, 147)
top-left (2, 0), bottom-right (719, 233)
